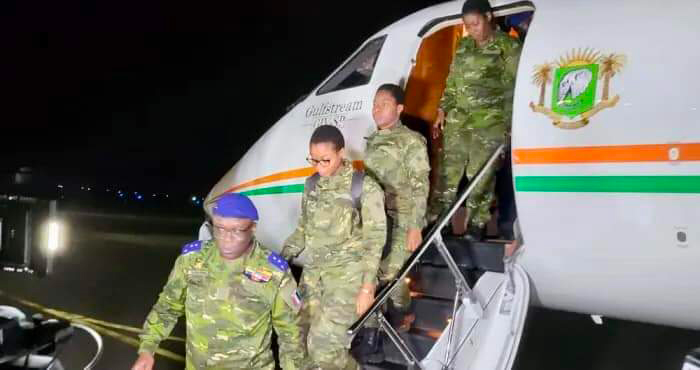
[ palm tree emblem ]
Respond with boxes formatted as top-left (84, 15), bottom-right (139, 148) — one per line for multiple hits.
top-left (532, 63), bottom-right (554, 107)
top-left (599, 53), bottom-right (627, 101)
top-left (529, 48), bottom-right (626, 129)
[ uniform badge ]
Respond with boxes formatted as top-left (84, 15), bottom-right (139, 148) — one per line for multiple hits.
top-left (181, 240), bottom-right (203, 255)
top-left (243, 266), bottom-right (271, 283)
top-left (290, 288), bottom-right (303, 310)
top-left (529, 48), bottom-right (626, 129)
top-left (186, 269), bottom-right (207, 285)
top-left (268, 252), bottom-right (289, 271)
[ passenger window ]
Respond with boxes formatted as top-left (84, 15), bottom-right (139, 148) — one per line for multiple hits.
top-left (316, 36), bottom-right (386, 95)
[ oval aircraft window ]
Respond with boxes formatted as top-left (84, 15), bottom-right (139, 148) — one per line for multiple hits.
top-left (316, 35), bottom-right (386, 95)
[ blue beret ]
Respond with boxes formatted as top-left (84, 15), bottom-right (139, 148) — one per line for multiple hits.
top-left (212, 193), bottom-right (259, 220)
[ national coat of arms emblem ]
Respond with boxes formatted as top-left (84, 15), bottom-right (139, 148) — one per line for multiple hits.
top-left (529, 48), bottom-right (627, 129)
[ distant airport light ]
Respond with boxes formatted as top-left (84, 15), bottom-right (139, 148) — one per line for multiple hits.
top-left (47, 221), bottom-right (61, 253)
top-left (57, 184), bottom-right (64, 189)
top-left (591, 315), bottom-right (604, 325)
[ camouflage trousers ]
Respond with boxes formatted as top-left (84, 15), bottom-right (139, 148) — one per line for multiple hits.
top-left (300, 263), bottom-right (363, 369)
top-left (366, 221), bottom-right (411, 328)
top-left (185, 344), bottom-right (276, 370)
top-left (185, 356), bottom-right (275, 370)
top-left (429, 115), bottom-right (505, 229)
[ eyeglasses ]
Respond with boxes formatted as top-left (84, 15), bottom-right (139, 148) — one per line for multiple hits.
top-left (212, 224), bottom-right (254, 239)
top-left (306, 157), bottom-right (332, 167)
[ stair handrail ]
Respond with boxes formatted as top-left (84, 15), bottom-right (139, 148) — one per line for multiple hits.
top-left (348, 143), bottom-right (506, 336)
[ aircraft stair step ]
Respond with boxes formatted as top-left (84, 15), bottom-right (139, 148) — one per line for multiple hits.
top-left (420, 235), bottom-right (505, 272)
top-left (410, 295), bottom-right (452, 333)
top-left (361, 362), bottom-right (407, 370)
top-left (408, 265), bottom-right (475, 300)
top-left (380, 328), bottom-right (439, 366)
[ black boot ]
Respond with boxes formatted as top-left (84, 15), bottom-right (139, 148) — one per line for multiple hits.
top-left (388, 303), bottom-right (415, 333)
top-left (360, 327), bottom-right (385, 364)
top-left (464, 224), bottom-right (486, 242)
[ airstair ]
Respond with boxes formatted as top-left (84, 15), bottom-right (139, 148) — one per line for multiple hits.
top-left (349, 145), bottom-right (530, 370)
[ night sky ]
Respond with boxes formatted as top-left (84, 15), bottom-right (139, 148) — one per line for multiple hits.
top-left (2, 0), bottom-right (442, 196)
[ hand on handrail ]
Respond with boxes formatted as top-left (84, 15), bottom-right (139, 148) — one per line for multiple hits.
top-left (348, 144), bottom-right (505, 336)
top-left (356, 283), bottom-right (376, 315)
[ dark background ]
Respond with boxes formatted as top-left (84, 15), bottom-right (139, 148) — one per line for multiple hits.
top-left (1, 0), bottom-right (443, 203)
top-left (1, 1), bottom-right (698, 369)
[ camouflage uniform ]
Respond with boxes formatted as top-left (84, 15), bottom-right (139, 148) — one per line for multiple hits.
top-left (282, 160), bottom-right (386, 369)
top-left (364, 121), bottom-right (430, 315)
top-left (138, 239), bottom-right (306, 370)
top-left (429, 30), bottom-right (521, 228)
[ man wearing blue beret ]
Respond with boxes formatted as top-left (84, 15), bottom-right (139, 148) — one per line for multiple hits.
top-left (132, 193), bottom-right (306, 370)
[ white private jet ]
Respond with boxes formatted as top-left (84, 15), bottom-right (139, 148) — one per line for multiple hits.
top-left (202, 0), bottom-right (700, 368)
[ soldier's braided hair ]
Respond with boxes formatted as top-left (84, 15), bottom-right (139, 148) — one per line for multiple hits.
top-left (310, 124), bottom-right (345, 151)
top-left (376, 83), bottom-right (405, 105)
top-left (462, 0), bottom-right (492, 16)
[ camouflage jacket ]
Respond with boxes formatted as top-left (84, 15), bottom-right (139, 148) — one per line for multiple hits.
top-left (282, 160), bottom-right (386, 285)
top-left (440, 30), bottom-right (521, 130)
top-left (138, 239), bottom-right (305, 369)
top-left (364, 121), bottom-right (431, 230)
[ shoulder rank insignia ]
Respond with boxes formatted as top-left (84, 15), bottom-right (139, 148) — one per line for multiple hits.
top-left (181, 240), bottom-right (203, 255)
top-left (268, 252), bottom-right (289, 271)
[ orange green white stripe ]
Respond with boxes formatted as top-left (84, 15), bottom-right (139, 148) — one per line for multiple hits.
top-left (514, 142), bottom-right (700, 193)
top-left (514, 143), bottom-right (700, 165)
top-left (220, 144), bottom-right (700, 197)
top-left (219, 161), bottom-right (365, 197)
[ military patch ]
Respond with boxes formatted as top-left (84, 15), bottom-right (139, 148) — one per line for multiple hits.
top-left (186, 269), bottom-right (207, 285)
top-left (290, 288), bottom-right (302, 310)
top-left (256, 267), bottom-right (273, 280)
top-left (267, 252), bottom-right (288, 271)
top-left (243, 266), bottom-right (271, 283)
top-left (181, 240), bottom-right (202, 255)
top-left (280, 281), bottom-right (302, 313)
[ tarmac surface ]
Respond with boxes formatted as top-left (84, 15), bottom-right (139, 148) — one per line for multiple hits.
top-left (1, 209), bottom-right (697, 369)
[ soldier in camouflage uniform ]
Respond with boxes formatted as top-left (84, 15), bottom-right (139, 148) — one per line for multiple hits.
top-left (364, 84), bottom-right (430, 326)
top-left (132, 193), bottom-right (305, 370)
top-left (429, 0), bottom-right (521, 235)
top-left (282, 125), bottom-right (386, 369)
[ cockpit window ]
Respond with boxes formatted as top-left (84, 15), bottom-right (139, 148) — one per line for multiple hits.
top-left (316, 36), bottom-right (386, 95)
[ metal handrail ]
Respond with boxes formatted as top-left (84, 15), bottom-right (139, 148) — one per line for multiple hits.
top-left (348, 143), bottom-right (506, 336)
